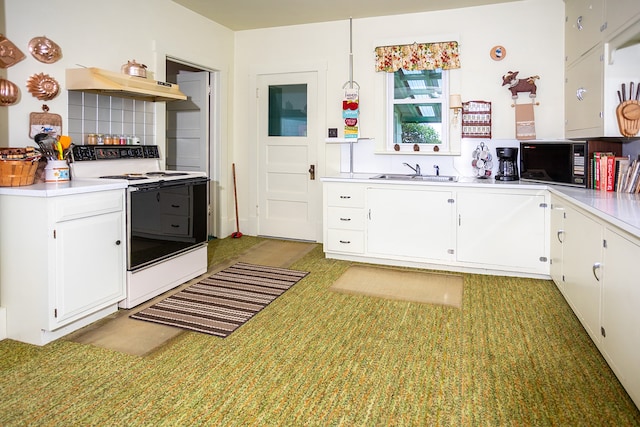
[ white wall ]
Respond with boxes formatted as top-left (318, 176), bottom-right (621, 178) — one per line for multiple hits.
top-left (3, 0), bottom-right (566, 239)
top-left (233, 0), bottom-right (565, 223)
top-left (3, 0), bottom-right (235, 233)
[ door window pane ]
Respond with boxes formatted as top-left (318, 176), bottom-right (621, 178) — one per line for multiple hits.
top-left (268, 84), bottom-right (308, 137)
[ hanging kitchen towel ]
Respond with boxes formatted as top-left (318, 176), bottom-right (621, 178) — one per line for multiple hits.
top-left (515, 102), bottom-right (536, 140)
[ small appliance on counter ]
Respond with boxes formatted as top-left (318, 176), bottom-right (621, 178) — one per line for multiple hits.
top-left (495, 147), bottom-right (519, 181)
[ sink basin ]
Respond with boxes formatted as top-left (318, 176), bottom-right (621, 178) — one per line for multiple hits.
top-left (370, 174), bottom-right (458, 182)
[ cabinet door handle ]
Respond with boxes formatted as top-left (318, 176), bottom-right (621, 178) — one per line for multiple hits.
top-left (308, 164), bottom-right (315, 180)
top-left (339, 240), bottom-right (351, 244)
top-left (557, 230), bottom-right (564, 243)
top-left (576, 15), bottom-right (583, 31)
top-left (592, 262), bottom-right (601, 281)
top-left (339, 217), bottom-right (351, 221)
top-left (576, 87), bottom-right (586, 101)
top-left (339, 195), bottom-right (351, 199)
top-left (115, 240), bottom-right (121, 245)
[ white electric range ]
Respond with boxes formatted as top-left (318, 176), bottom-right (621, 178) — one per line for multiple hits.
top-left (71, 145), bottom-right (209, 308)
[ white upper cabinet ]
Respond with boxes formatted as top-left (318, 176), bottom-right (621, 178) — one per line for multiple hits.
top-left (565, 0), bottom-right (605, 66)
top-left (604, 0), bottom-right (640, 41)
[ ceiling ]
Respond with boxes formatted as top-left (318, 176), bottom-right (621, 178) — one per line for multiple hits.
top-left (172, 0), bottom-right (520, 31)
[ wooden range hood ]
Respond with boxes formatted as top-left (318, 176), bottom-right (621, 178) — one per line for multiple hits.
top-left (66, 67), bottom-right (187, 102)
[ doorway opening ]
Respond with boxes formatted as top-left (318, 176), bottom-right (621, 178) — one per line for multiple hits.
top-left (165, 58), bottom-right (220, 239)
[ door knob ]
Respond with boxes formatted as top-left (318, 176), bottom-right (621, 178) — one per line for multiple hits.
top-left (308, 164), bottom-right (315, 180)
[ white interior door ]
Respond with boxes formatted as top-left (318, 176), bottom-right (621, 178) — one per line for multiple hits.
top-left (166, 71), bottom-right (209, 172)
top-left (257, 72), bottom-right (318, 241)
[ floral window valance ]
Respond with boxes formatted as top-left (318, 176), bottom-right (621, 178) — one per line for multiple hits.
top-left (374, 41), bottom-right (460, 72)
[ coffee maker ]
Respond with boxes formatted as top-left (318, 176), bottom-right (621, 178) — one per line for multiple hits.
top-left (495, 147), bottom-right (519, 181)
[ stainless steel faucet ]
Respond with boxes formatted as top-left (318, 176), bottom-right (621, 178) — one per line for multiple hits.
top-left (433, 165), bottom-right (440, 176)
top-left (403, 162), bottom-right (421, 176)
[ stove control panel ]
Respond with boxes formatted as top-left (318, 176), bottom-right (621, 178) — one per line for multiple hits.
top-left (72, 145), bottom-right (160, 161)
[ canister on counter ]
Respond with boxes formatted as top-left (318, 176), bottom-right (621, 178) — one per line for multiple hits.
top-left (87, 133), bottom-right (97, 145)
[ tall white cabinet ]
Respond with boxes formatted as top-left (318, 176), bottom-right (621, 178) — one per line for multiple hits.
top-left (564, 0), bottom-right (640, 138)
top-left (0, 189), bottom-right (126, 345)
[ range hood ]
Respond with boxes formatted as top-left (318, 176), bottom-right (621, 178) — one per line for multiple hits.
top-left (66, 67), bottom-right (187, 102)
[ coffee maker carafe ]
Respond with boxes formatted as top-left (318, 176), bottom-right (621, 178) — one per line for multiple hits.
top-left (495, 147), bottom-right (519, 181)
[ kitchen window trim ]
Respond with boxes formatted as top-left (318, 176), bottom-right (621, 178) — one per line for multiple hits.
top-left (372, 34), bottom-right (463, 156)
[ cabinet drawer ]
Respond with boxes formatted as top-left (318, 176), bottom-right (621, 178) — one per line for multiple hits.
top-left (54, 190), bottom-right (123, 222)
top-left (161, 193), bottom-right (190, 215)
top-left (327, 207), bottom-right (365, 230)
top-left (326, 184), bottom-right (365, 208)
top-left (326, 229), bottom-right (364, 254)
top-left (161, 215), bottom-right (190, 236)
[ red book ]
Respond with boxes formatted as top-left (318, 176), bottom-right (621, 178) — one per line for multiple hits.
top-left (606, 156), bottom-right (615, 191)
top-left (594, 152), bottom-right (602, 190)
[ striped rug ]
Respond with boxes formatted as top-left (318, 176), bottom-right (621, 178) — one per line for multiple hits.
top-left (130, 262), bottom-right (309, 337)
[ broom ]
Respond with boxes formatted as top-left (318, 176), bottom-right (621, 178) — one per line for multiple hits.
top-left (231, 163), bottom-right (242, 238)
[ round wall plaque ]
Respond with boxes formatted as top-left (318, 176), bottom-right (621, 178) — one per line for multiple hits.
top-left (490, 45), bottom-right (506, 61)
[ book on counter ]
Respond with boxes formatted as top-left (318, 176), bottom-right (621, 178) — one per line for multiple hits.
top-left (593, 152), bottom-right (639, 193)
top-left (624, 159), bottom-right (640, 193)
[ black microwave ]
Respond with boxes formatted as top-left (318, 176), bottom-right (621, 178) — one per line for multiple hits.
top-left (520, 140), bottom-right (622, 188)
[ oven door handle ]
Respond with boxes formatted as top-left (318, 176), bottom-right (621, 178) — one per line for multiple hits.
top-left (130, 177), bottom-right (209, 192)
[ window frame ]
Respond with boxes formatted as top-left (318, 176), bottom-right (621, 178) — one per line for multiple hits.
top-left (385, 68), bottom-right (451, 153)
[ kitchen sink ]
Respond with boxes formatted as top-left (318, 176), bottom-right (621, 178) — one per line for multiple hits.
top-left (370, 174), bottom-right (458, 182)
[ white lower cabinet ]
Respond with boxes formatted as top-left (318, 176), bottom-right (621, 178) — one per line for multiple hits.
top-left (456, 191), bottom-right (548, 273)
top-left (367, 187), bottom-right (454, 262)
top-left (549, 198), bottom-right (566, 286)
top-left (0, 190), bottom-right (126, 345)
top-left (324, 183), bottom-right (366, 254)
top-left (323, 181), bottom-right (549, 277)
top-left (600, 228), bottom-right (640, 407)
top-left (549, 198), bottom-right (640, 408)
top-left (561, 205), bottom-right (603, 344)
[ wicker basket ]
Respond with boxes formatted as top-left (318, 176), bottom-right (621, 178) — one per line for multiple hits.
top-left (0, 159), bottom-right (40, 187)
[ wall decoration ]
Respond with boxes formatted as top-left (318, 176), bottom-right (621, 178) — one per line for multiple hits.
top-left (490, 45), bottom-right (506, 61)
top-left (29, 104), bottom-right (62, 138)
top-left (343, 87), bottom-right (359, 139)
top-left (28, 36), bottom-right (62, 64)
top-left (0, 78), bottom-right (20, 106)
top-left (0, 34), bottom-right (26, 68)
top-left (26, 73), bottom-right (60, 101)
top-left (502, 71), bottom-right (539, 98)
top-left (503, 71), bottom-right (540, 140)
top-left (461, 101), bottom-right (492, 138)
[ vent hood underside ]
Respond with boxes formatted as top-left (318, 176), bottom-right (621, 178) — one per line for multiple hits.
top-left (65, 67), bottom-right (187, 102)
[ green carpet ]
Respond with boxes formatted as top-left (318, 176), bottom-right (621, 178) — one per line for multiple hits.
top-left (0, 236), bottom-right (639, 426)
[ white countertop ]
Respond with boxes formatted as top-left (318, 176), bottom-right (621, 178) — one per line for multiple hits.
top-left (0, 179), bottom-right (127, 197)
top-left (321, 173), bottom-right (640, 238)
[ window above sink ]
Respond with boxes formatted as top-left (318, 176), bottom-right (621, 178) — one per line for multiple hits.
top-left (374, 37), bottom-right (462, 156)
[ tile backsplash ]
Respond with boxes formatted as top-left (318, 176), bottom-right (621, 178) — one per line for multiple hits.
top-left (68, 91), bottom-right (155, 145)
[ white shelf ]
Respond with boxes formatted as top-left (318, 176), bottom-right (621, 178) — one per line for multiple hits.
top-left (325, 137), bottom-right (372, 144)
